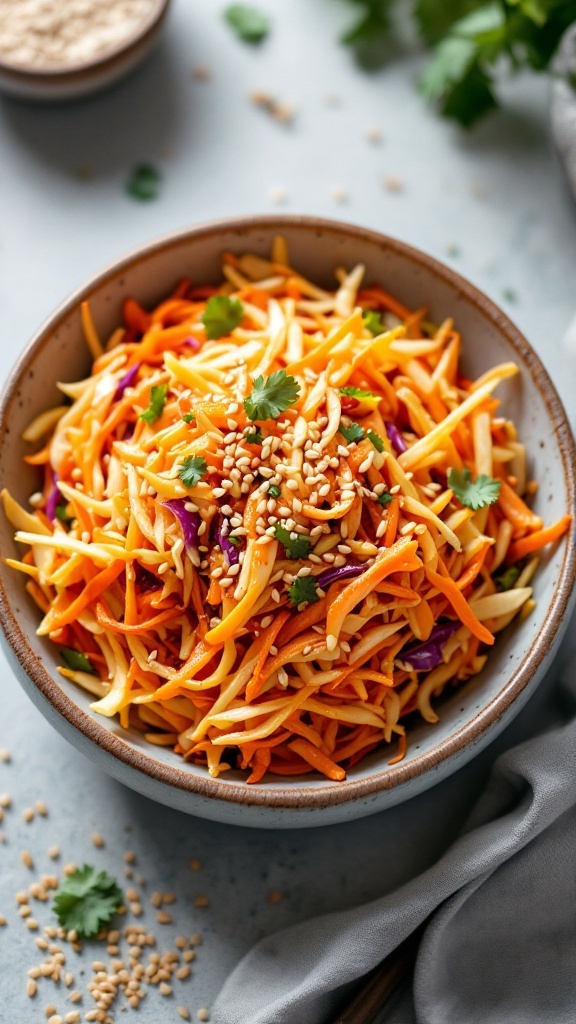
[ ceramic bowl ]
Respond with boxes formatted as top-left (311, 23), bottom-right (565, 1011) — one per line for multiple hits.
top-left (0, 216), bottom-right (574, 828)
top-left (0, 0), bottom-right (170, 103)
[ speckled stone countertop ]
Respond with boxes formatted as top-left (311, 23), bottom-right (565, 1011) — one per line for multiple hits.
top-left (0, 2), bottom-right (575, 1021)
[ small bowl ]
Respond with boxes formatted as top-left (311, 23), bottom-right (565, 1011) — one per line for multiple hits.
top-left (0, 216), bottom-right (574, 828)
top-left (0, 0), bottom-right (170, 103)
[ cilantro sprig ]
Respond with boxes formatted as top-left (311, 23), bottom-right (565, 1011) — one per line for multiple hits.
top-left (60, 647), bottom-right (95, 674)
top-left (494, 565), bottom-right (521, 591)
top-left (288, 576), bottom-right (320, 608)
top-left (244, 370), bottom-right (300, 421)
top-left (245, 429), bottom-right (264, 445)
top-left (224, 4), bottom-right (270, 43)
top-left (376, 490), bottom-right (394, 507)
top-left (363, 309), bottom-right (386, 335)
top-left (53, 866), bottom-right (123, 938)
top-left (273, 524), bottom-right (312, 560)
top-left (340, 385), bottom-right (378, 400)
top-left (201, 296), bottom-right (244, 340)
top-left (140, 384), bottom-right (168, 424)
top-left (268, 484), bottom-right (282, 498)
top-left (448, 467), bottom-right (501, 511)
top-left (126, 163), bottom-right (161, 201)
top-left (339, 0), bottom-right (576, 127)
top-left (339, 421), bottom-right (365, 444)
top-left (179, 456), bottom-right (208, 488)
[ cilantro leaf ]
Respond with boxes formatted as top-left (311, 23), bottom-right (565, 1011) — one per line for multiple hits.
top-left (53, 865), bottom-right (123, 938)
top-left (140, 384), bottom-right (168, 424)
top-left (339, 421), bottom-right (365, 444)
top-left (245, 430), bottom-right (264, 444)
top-left (228, 535), bottom-right (241, 547)
top-left (340, 385), bottom-right (378, 400)
top-left (244, 370), bottom-right (300, 421)
top-left (367, 430), bottom-right (385, 452)
top-left (494, 565), bottom-right (521, 591)
top-left (363, 309), bottom-right (386, 335)
top-left (288, 575), bottom-right (320, 608)
top-left (179, 456), bottom-right (208, 488)
top-left (376, 491), bottom-right (394, 507)
top-left (268, 484), bottom-right (282, 498)
top-left (448, 467), bottom-right (501, 510)
top-left (224, 4), bottom-right (270, 43)
top-left (60, 647), bottom-right (95, 674)
top-left (339, 0), bottom-right (395, 69)
top-left (201, 296), bottom-right (244, 340)
top-left (273, 524), bottom-right (312, 560)
top-left (183, 413), bottom-right (196, 424)
top-left (126, 164), bottom-right (161, 202)
top-left (55, 503), bottom-right (73, 524)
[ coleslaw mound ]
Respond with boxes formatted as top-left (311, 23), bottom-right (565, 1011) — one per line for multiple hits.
top-left (3, 238), bottom-right (572, 783)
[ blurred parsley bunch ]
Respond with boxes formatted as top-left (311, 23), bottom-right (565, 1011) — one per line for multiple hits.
top-left (341, 0), bottom-right (576, 126)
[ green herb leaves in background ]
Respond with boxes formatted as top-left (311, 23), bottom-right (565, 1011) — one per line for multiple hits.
top-left (448, 466), bottom-right (501, 509)
top-left (494, 564), bottom-right (521, 590)
top-left (60, 647), bottom-right (95, 674)
top-left (201, 295), bottom-right (244, 340)
top-left (53, 866), bottom-right (123, 938)
top-left (363, 309), bottom-right (386, 335)
top-left (224, 4), bottom-right (270, 42)
top-left (179, 456), bottom-right (208, 488)
top-left (140, 384), bottom-right (168, 424)
top-left (339, 0), bottom-right (576, 126)
top-left (244, 370), bottom-right (301, 421)
top-left (126, 163), bottom-right (161, 201)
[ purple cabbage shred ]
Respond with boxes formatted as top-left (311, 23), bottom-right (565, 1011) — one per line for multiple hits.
top-left (45, 472), bottom-right (60, 522)
top-left (163, 499), bottom-right (201, 554)
top-left (399, 621), bottom-right (461, 672)
top-left (316, 563), bottom-right (366, 590)
top-left (114, 362), bottom-right (141, 401)
top-left (183, 337), bottom-right (201, 351)
top-left (215, 516), bottom-right (240, 566)
top-left (385, 421), bottom-right (408, 455)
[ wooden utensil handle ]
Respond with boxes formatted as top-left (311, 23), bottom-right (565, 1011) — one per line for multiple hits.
top-left (328, 927), bottom-right (421, 1024)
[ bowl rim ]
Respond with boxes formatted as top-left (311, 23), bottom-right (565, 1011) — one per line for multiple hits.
top-left (0, 0), bottom-right (169, 81)
top-left (0, 213), bottom-right (574, 810)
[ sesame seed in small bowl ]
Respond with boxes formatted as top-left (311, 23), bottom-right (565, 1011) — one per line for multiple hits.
top-left (0, 0), bottom-right (171, 103)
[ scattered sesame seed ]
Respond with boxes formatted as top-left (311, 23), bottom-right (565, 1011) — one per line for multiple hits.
top-left (21, 850), bottom-right (34, 869)
top-left (156, 911), bottom-right (172, 925)
top-left (326, 634), bottom-right (337, 652)
top-left (0, 749), bottom-right (11, 762)
top-left (0, 794), bottom-right (11, 808)
top-left (330, 186), bottom-right (348, 204)
top-left (364, 126), bottom-right (383, 144)
top-left (189, 858), bottom-right (202, 871)
top-left (68, 990), bottom-right (82, 1003)
top-left (45, 1007), bottom-right (58, 1019)
top-left (64, 1013), bottom-right (80, 1024)
top-left (26, 917), bottom-right (39, 930)
top-left (194, 895), bottom-right (209, 908)
top-left (197, 1008), bottom-right (210, 1021)
top-left (91, 833), bottom-right (104, 848)
top-left (190, 933), bottom-right (203, 946)
top-left (48, 845), bottom-right (60, 859)
top-left (27, 978), bottom-right (38, 997)
top-left (382, 175), bottom-right (403, 193)
top-left (179, 1009), bottom-right (191, 1021)
top-left (23, 807), bottom-right (35, 822)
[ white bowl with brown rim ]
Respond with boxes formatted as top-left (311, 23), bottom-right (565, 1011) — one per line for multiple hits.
top-left (0, 0), bottom-right (171, 103)
top-left (0, 215), bottom-right (574, 828)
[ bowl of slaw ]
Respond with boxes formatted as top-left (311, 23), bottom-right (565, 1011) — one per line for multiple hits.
top-left (0, 215), bottom-right (574, 828)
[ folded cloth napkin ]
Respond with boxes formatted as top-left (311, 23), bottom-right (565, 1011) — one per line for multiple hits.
top-left (212, 647), bottom-right (576, 1024)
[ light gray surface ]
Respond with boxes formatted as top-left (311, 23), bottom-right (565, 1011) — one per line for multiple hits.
top-left (0, 1), bottom-right (575, 1020)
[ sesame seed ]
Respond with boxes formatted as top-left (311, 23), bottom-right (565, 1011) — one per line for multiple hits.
top-left (197, 1008), bottom-right (210, 1021)
top-left (183, 949), bottom-right (196, 962)
top-left (21, 850), bottom-right (34, 869)
top-left (23, 807), bottom-right (35, 822)
top-left (286, 479), bottom-right (298, 490)
top-left (156, 911), bottom-right (172, 924)
top-left (194, 894), bottom-right (209, 907)
top-left (26, 979), bottom-right (37, 997)
top-left (68, 991), bottom-right (82, 1003)
top-left (390, 484), bottom-right (401, 494)
top-left (45, 1007), bottom-right (58, 1019)
top-left (190, 933), bottom-right (203, 946)
top-left (400, 521), bottom-right (416, 536)
top-left (48, 845), bottom-right (60, 859)
top-left (326, 634), bottom-right (337, 652)
top-left (65, 1013), bottom-right (80, 1024)
top-left (271, 589), bottom-right (281, 603)
top-left (179, 1010), bottom-right (191, 1021)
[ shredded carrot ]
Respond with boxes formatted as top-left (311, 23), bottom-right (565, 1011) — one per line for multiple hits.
top-left (4, 238), bottom-right (567, 783)
top-left (507, 515), bottom-right (572, 563)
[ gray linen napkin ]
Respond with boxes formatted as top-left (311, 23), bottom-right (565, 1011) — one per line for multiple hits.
top-left (551, 25), bottom-right (576, 200)
top-left (212, 651), bottom-right (576, 1024)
